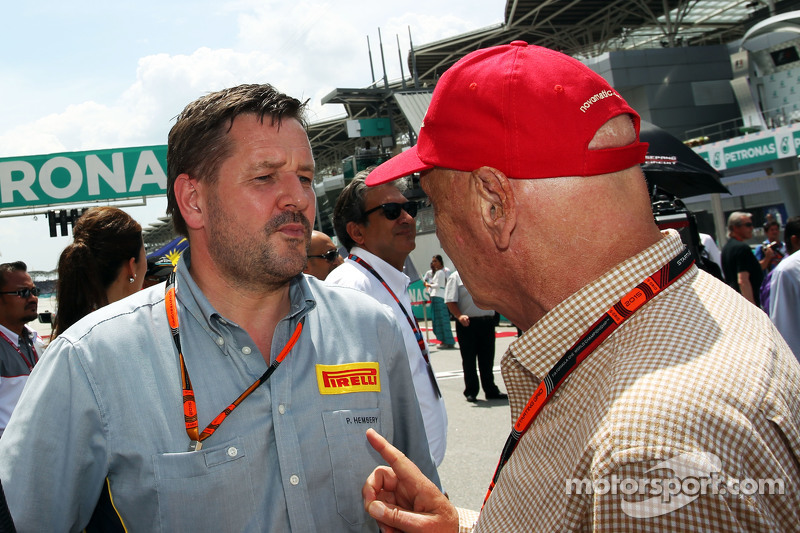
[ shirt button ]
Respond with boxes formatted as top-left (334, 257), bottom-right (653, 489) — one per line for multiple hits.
top-left (289, 475), bottom-right (299, 485)
top-left (227, 446), bottom-right (238, 457)
top-left (278, 404), bottom-right (286, 415)
top-left (216, 336), bottom-right (224, 346)
top-left (242, 346), bottom-right (252, 355)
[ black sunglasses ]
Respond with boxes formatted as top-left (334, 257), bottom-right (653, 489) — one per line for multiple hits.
top-left (363, 201), bottom-right (418, 221)
top-left (0, 287), bottom-right (41, 298)
top-left (308, 249), bottom-right (340, 263)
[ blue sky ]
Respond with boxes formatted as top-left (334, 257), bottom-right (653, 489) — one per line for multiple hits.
top-left (0, 0), bottom-right (503, 271)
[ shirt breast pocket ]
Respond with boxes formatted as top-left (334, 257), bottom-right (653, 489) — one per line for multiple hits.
top-left (152, 436), bottom-right (256, 532)
top-left (322, 408), bottom-right (382, 527)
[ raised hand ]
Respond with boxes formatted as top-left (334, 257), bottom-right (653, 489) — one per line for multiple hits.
top-left (362, 428), bottom-right (458, 533)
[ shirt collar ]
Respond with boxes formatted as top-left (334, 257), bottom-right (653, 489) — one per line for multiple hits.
top-left (0, 323), bottom-right (37, 346)
top-left (349, 246), bottom-right (411, 294)
top-left (508, 230), bottom-right (693, 379)
top-left (174, 247), bottom-right (316, 340)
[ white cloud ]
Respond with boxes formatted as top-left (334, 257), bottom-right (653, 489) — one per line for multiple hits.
top-left (0, 0), bottom-right (503, 269)
top-left (1, 2), bottom-right (502, 157)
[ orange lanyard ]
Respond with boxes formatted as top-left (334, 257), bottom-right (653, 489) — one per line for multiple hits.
top-left (165, 270), bottom-right (304, 451)
top-left (483, 247), bottom-right (694, 507)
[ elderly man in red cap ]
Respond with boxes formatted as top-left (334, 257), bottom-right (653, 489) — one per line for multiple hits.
top-left (360, 41), bottom-right (800, 532)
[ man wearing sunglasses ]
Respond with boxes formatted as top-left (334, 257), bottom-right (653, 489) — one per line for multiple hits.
top-left (0, 261), bottom-right (43, 438)
top-left (721, 211), bottom-right (764, 307)
top-left (303, 230), bottom-right (343, 281)
top-left (327, 171), bottom-right (448, 468)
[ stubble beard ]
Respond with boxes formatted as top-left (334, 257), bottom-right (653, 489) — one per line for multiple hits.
top-left (206, 199), bottom-right (312, 290)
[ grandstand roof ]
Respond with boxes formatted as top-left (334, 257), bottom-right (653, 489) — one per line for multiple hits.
top-left (308, 0), bottom-right (774, 174)
top-left (412, 0), bottom-right (761, 84)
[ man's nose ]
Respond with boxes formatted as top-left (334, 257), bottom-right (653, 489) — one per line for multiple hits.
top-left (277, 174), bottom-right (311, 211)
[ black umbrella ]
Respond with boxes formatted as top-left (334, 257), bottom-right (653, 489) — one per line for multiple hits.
top-left (639, 120), bottom-right (729, 198)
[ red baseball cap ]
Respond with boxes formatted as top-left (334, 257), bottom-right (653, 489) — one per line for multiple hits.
top-left (366, 41), bottom-right (648, 186)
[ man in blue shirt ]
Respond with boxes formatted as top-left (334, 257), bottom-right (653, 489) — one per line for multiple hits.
top-left (0, 84), bottom-right (438, 532)
top-left (754, 219), bottom-right (785, 272)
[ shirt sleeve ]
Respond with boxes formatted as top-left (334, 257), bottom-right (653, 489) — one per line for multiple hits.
top-left (0, 375), bottom-right (26, 437)
top-left (428, 270), bottom-right (445, 290)
top-left (457, 506), bottom-right (480, 532)
top-left (0, 337), bottom-right (108, 530)
top-left (444, 275), bottom-right (458, 303)
top-left (769, 263), bottom-right (800, 355)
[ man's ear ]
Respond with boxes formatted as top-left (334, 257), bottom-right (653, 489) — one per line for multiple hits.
top-left (174, 174), bottom-right (204, 230)
top-left (472, 166), bottom-right (516, 251)
top-left (346, 221), bottom-right (367, 247)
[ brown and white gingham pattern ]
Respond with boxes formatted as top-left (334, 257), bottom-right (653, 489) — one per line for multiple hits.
top-left (464, 231), bottom-right (800, 532)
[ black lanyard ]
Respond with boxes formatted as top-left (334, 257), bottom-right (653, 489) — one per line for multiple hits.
top-left (483, 247), bottom-right (695, 507)
top-left (349, 254), bottom-right (441, 398)
top-left (165, 270), bottom-right (304, 451)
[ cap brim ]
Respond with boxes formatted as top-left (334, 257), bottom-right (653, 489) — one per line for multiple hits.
top-left (365, 146), bottom-right (433, 186)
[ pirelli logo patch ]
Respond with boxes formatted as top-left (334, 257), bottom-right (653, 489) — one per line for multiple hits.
top-left (316, 362), bottom-right (380, 394)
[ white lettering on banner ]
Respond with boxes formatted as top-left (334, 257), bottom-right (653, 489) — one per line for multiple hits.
top-left (409, 288), bottom-right (426, 304)
top-left (130, 150), bottom-right (166, 192)
top-left (39, 157), bottom-right (83, 199)
top-left (86, 153), bottom-right (126, 195)
top-left (725, 143), bottom-right (776, 163)
top-left (0, 161), bottom-right (38, 203)
top-left (0, 149), bottom-right (167, 207)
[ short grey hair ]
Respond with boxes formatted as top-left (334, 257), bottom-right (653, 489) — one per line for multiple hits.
top-left (727, 211), bottom-right (752, 236)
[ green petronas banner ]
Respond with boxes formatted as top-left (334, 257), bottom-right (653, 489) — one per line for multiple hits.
top-left (696, 122), bottom-right (800, 172)
top-left (0, 145), bottom-right (167, 209)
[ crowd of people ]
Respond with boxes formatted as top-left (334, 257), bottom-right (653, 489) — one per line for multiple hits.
top-left (1, 40), bottom-right (799, 532)
top-left (719, 212), bottom-right (800, 357)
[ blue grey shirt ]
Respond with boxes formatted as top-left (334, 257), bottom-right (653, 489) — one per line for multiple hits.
top-left (0, 250), bottom-right (438, 532)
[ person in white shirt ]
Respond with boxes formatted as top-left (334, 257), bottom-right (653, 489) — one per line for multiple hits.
top-left (769, 216), bottom-right (800, 361)
top-left (326, 171), bottom-right (448, 467)
top-left (445, 271), bottom-right (507, 402)
top-left (423, 264), bottom-right (451, 285)
top-left (423, 255), bottom-right (456, 349)
top-left (699, 232), bottom-right (723, 278)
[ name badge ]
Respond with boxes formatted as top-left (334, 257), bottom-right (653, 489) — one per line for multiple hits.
top-left (316, 362), bottom-right (380, 394)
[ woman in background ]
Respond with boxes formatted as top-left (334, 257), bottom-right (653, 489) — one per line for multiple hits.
top-left (424, 254), bottom-right (456, 349)
top-left (52, 207), bottom-right (146, 338)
